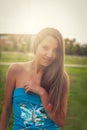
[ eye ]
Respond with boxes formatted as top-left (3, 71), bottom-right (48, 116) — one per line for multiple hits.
top-left (42, 45), bottom-right (49, 50)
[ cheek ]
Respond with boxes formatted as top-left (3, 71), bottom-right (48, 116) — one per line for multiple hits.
top-left (36, 46), bottom-right (44, 55)
top-left (53, 53), bottom-right (57, 60)
top-left (35, 47), bottom-right (43, 59)
top-left (53, 53), bottom-right (59, 63)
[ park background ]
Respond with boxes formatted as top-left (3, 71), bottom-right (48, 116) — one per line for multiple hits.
top-left (0, 34), bottom-right (87, 130)
top-left (0, 0), bottom-right (87, 130)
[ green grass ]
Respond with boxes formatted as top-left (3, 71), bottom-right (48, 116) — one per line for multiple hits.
top-left (65, 55), bottom-right (87, 65)
top-left (0, 51), bottom-right (87, 65)
top-left (0, 51), bottom-right (33, 62)
top-left (0, 66), bottom-right (8, 113)
top-left (61, 67), bottom-right (87, 130)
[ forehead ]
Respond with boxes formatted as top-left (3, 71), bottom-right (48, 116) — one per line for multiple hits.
top-left (40, 35), bottom-right (58, 48)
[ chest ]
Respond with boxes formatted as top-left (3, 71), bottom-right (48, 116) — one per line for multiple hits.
top-left (15, 70), bottom-right (42, 88)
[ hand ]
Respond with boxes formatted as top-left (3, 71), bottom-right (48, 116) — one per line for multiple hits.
top-left (24, 81), bottom-right (32, 92)
top-left (24, 81), bottom-right (46, 96)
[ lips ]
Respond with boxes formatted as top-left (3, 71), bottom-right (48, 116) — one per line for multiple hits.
top-left (42, 57), bottom-right (53, 64)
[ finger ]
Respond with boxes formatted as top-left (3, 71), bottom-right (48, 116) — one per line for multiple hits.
top-left (24, 81), bottom-right (32, 87)
top-left (24, 83), bottom-right (32, 93)
top-left (25, 86), bottom-right (31, 93)
top-left (24, 83), bottom-right (29, 87)
top-left (25, 88), bottom-right (30, 93)
top-left (24, 85), bottom-right (29, 90)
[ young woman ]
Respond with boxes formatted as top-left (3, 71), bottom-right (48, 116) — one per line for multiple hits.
top-left (0, 27), bottom-right (69, 130)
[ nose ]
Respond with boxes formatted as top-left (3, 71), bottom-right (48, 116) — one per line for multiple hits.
top-left (47, 50), bottom-right (53, 58)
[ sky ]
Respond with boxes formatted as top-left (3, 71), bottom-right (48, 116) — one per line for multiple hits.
top-left (0, 0), bottom-right (87, 44)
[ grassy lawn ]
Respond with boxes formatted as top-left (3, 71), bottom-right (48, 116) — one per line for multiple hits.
top-left (0, 53), bottom-right (87, 130)
top-left (65, 55), bottom-right (87, 65)
top-left (0, 51), bottom-right (87, 65)
top-left (61, 67), bottom-right (87, 130)
top-left (0, 51), bottom-right (33, 62)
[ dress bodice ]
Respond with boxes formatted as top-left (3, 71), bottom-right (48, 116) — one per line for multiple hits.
top-left (12, 88), bottom-right (58, 130)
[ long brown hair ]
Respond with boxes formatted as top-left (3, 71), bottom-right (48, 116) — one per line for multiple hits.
top-left (34, 27), bottom-right (69, 116)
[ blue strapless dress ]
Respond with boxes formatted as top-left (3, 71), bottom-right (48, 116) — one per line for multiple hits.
top-left (12, 88), bottom-right (59, 130)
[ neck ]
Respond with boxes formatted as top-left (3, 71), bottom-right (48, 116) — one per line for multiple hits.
top-left (31, 60), bottom-right (45, 74)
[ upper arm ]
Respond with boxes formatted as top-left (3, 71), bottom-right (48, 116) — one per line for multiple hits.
top-left (3, 64), bottom-right (16, 110)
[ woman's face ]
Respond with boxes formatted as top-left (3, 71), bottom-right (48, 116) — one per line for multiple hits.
top-left (35, 35), bottom-right (58, 67)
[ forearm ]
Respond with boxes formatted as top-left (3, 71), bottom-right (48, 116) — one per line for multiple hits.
top-left (40, 90), bottom-right (66, 127)
top-left (0, 106), bottom-right (12, 130)
top-left (39, 89), bottom-right (49, 108)
top-left (40, 90), bottom-right (54, 118)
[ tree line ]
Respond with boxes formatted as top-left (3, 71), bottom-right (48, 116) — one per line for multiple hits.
top-left (65, 38), bottom-right (87, 56)
top-left (0, 34), bottom-right (87, 56)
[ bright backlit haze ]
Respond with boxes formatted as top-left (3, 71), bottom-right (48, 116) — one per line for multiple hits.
top-left (0, 0), bottom-right (87, 44)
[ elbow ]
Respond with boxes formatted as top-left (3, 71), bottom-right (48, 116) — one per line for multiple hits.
top-left (55, 114), bottom-right (66, 127)
top-left (57, 111), bottom-right (67, 127)
top-left (3, 104), bottom-right (12, 115)
top-left (57, 120), bottom-right (65, 127)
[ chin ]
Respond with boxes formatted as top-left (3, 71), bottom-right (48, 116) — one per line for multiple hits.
top-left (41, 61), bottom-right (52, 67)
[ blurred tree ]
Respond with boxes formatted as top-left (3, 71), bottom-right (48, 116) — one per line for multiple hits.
top-left (81, 44), bottom-right (87, 55)
top-left (0, 34), bottom-right (87, 56)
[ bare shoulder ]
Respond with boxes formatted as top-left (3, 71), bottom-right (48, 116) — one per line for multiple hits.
top-left (7, 63), bottom-right (20, 76)
top-left (8, 62), bottom-right (31, 74)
